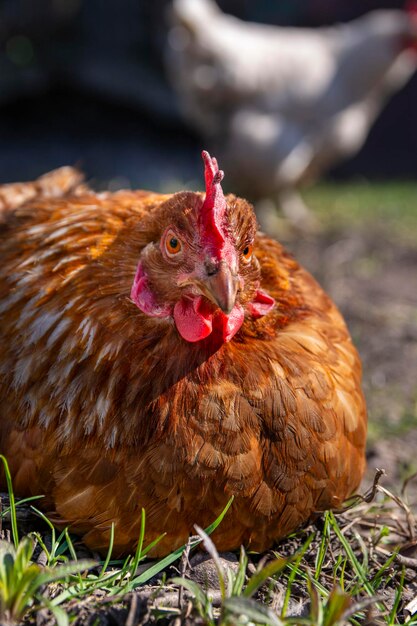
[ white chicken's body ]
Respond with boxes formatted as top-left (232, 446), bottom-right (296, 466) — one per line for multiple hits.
top-left (168, 0), bottom-right (417, 210)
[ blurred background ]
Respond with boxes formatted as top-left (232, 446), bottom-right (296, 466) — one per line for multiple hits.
top-left (1, 0), bottom-right (417, 484)
top-left (0, 0), bottom-right (416, 188)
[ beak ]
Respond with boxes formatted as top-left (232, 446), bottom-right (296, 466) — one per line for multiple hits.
top-left (204, 261), bottom-right (239, 315)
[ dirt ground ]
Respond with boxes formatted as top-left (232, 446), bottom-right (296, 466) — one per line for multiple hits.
top-left (282, 217), bottom-right (417, 490)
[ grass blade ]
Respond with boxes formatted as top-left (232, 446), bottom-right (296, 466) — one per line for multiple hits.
top-left (328, 513), bottom-right (375, 598)
top-left (0, 455), bottom-right (19, 547)
top-left (224, 596), bottom-right (284, 626)
top-left (244, 556), bottom-right (287, 598)
top-left (170, 577), bottom-right (207, 608)
top-left (315, 511), bottom-right (330, 580)
top-left (40, 596), bottom-right (69, 626)
top-left (99, 523), bottom-right (115, 577)
top-left (126, 496), bottom-right (234, 590)
top-left (281, 533), bottom-right (315, 618)
top-left (388, 566), bottom-right (405, 626)
top-left (194, 526), bottom-right (226, 601)
top-left (130, 509), bottom-right (146, 575)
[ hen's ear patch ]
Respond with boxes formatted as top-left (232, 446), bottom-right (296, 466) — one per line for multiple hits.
top-left (131, 262), bottom-right (171, 318)
top-left (247, 289), bottom-right (276, 319)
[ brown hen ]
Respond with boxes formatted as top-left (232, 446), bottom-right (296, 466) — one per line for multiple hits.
top-left (0, 153), bottom-right (366, 556)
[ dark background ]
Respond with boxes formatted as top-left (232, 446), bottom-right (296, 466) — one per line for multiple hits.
top-left (1, 0), bottom-right (416, 188)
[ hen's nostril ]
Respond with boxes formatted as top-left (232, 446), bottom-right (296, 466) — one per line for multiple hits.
top-left (205, 262), bottom-right (218, 277)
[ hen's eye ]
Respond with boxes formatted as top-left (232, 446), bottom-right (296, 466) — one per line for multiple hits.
top-left (242, 243), bottom-right (253, 263)
top-left (164, 230), bottom-right (183, 257)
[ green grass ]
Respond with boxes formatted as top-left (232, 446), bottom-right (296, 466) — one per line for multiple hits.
top-left (368, 406), bottom-right (417, 442)
top-left (1, 453), bottom-right (417, 625)
top-left (303, 180), bottom-right (417, 235)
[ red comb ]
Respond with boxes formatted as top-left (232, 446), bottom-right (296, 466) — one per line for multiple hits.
top-left (202, 150), bottom-right (224, 189)
top-left (200, 150), bottom-right (227, 252)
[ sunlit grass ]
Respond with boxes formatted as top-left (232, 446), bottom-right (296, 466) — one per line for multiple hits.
top-left (303, 180), bottom-right (417, 234)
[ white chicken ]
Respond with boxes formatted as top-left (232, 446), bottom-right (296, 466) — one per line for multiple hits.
top-left (167, 0), bottom-right (417, 224)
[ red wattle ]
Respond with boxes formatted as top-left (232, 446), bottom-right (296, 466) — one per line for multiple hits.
top-left (173, 296), bottom-right (213, 342)
top-left (173, 296), bottom-right (245, 343)
top-left (247, 289), bottom-right (276, 319)
top-left (218, 304), bottom-right (245, 342)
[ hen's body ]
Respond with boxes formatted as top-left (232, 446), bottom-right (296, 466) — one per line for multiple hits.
top-left (0, 166), bottom-right (366, 556)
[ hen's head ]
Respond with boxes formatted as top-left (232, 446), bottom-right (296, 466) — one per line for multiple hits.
top-left (130, 151), bottom-right (275, 343)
